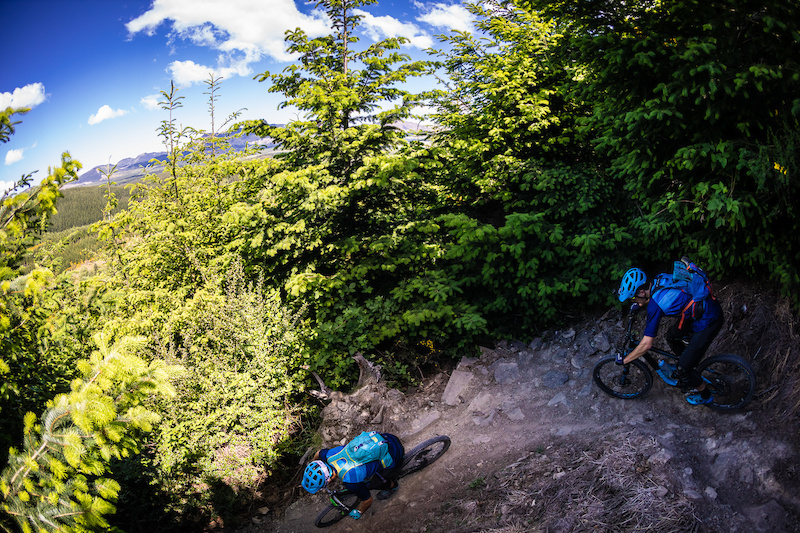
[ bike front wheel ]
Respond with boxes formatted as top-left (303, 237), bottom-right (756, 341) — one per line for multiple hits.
top-left (314, 492), bottom-right (359, 528)
top-left (593, 356), bottom-right (653, 399)
top-left (697, 353), bottom-right (756, 411)
top-left (398, 435), bottom-right (451, 477)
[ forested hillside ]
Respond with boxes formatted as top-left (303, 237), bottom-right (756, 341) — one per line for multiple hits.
top-left (1, 1), bottom-right (799, 532)
top-left (48, 185), bottom-right (130, 232)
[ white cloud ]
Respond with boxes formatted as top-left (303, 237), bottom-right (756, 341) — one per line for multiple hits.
top-left (168, 60), bottom-right (211, 86)
top-left (141, 94), bottom-right (161, 111)
top-left (1, 180), bottom-right (18, 194)
top-left (0, 83), bottom-right (47, 110)
top-left (4, 149), bottom-right (24, 165)
top-left (88, 105), bottom-right (129, 125)
top-left (355, 10), bottom-right (433, 49)
top-left (126, 0), bottom-right (330, 84)
top-left (416, 2), bottom-right (475, 34)
top-left (167, 58), bottom-right (253, 87)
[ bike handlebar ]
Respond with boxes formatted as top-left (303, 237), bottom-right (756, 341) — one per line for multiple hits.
top-left (628, 302), bottom-right (642, 317)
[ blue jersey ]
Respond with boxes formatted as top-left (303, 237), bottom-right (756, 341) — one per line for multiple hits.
top-left (644, 288), bottom-right (722, 337)
top-left (320, 433), bottom-right (403, 500)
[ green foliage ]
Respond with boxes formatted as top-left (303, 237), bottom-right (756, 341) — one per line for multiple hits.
top-left (526, 0), bottom-right (800, 302)
top-left (468, 477), bottom-right (486, 490)
top-left (19, 226), bottom-right (101, 278)
top-left (225, 149), bottom-right (460, 383)
top-left (434, 164), bottom-right (628, 333)
top-left (96, 118), bottom-right (269, 294)
top-left (155, 81), bottom-right (191, 200)
top-left (143, 261), bottom-right (307, 514)
top-left (420, 1), bottom-right (632, 334)
top-left (1, 153), bottom-right (81, 282)
top-left (223, 2), bottom-right (456, 384)
top-left (228, 0), bottom-right (629, 383)
top-left (1, 108), bottom-right (28, 145)
top-left (242, 0), bottom-right (433, 182)
top-left (0, 334), bottom-right (178, 533)
top-left (1, 113), bottom-right (82, 428)
top-left (89, 85), bottom-right (309, 514)
top-left (427, 1), bottom-right (592, 172)
top-left (0, 273), bottom-right (114, 462)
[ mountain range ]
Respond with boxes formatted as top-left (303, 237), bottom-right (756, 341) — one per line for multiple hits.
top-left (71, 133), bottom-right (276, 187)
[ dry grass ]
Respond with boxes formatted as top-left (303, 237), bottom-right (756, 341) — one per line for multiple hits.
top-left (435, 433), bottom-right (698, 533)
top-left (713, 281), bottom-right (800, 421)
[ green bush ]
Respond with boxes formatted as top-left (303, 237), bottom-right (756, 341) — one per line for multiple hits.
top-left (139, 261), bottom-right (308, 518)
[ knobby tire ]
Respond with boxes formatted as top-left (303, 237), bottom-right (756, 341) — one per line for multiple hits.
top-left (398, 436), bottom-right (451, 477)
top-left (698, 353), bottom-right (756, 411)
top-left (593, 356), bottom-right (653, 399)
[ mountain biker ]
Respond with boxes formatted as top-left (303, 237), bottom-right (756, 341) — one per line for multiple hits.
top-left (617, 264), bottom-right (724, 405)
top-left (301, 432), bottom-right (404, 520)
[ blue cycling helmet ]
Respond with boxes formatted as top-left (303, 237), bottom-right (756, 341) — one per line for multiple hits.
top-left (618, 268), bottom-right (647, 302)
top-left (302, 460), bottom-right (332, 494)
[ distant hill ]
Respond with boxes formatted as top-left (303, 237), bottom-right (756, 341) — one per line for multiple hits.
top-left (70, 132), bottom-right (277, 188)
top-left (47, 184), bottom-right (131, 233)
top-left (72, 152), bottom-right (167, 188)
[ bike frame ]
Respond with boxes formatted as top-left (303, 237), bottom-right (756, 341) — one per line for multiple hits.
top-left (323, 488), bottom-right (356, 514)
top-left (322, 471), bottom-right (389, 511)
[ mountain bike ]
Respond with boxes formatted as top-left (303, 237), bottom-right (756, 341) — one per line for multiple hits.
top-left (314, 435), bottom-right (451, 528)
top-left (593, 304), bottom-right (756, 410)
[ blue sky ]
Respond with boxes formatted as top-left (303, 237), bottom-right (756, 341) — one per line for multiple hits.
top-left (1, 0), bottom-right (476, 192)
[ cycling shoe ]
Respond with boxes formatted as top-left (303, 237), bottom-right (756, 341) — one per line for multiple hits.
top-left (377, 480), bottom-right (399, 500)
top-left (686, 392), bottom-right (712, 405)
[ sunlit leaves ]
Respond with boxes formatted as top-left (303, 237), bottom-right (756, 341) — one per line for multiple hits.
top-left (1, 334), bottom-right (178, 532)
top-left (244, 0), bottom-right (432, 183)
top-left (149, 261), bottom-right (306, 499)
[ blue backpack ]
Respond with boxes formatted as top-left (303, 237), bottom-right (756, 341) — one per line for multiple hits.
top-left (651, 260), bottom-right (714, 325)
top-left (327, 431), bottom-right (394, 480)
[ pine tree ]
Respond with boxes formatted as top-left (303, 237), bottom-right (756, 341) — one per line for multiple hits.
top-left (155, 82), bottom-right (189, 204)
top-left (1, 334), bottom-right (178, 533)
top-left (243, 0), bottom-right (433, 182)
top-left (1, 109), bottom-right (81, 412)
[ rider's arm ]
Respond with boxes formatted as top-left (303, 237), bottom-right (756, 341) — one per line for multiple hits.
top-left (624, 298), bottom-right (662, 364)
top-left (623, 335), bottom-right (653, 364)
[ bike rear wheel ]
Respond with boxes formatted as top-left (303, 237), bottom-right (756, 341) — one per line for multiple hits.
top-left (398, 435), bottom-right (451, 477)
top-left (314, 492), bottom-right (359, 528)
top-left (593, 356), bottom-right (653, 399)
top-left (697, 353), bottom-right (756, 411)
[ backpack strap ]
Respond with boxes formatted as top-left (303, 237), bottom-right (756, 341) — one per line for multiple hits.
top-left (678, 298), bottom-right (708, 328)
top-left (678, 300), bottom-right (694, 329)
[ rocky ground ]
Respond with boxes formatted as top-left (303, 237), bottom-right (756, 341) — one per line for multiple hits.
top-left (241, 304), bottom-right (799, 533)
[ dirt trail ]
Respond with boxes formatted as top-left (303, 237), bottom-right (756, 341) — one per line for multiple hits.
top-left (248, 314), bottom-right (799, 533)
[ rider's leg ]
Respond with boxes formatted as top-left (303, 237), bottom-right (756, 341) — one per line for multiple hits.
top-left (675, 315), bottom-right (723, 399)
top-left (665, 320), bottom-right (691, 357)
top-left (376, 477), bottom-right (399, 500)
top-left (377, 434), bottom-right (404, 499)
